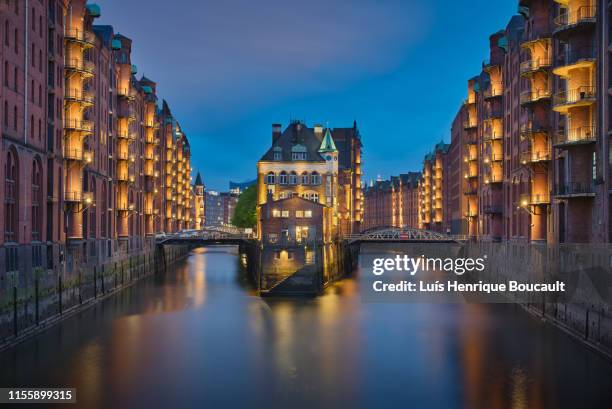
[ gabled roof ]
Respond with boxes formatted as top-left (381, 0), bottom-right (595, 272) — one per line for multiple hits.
top-left (260, 121), bottom-right (326, 163)
top-left (260, 121), bottom-right (360, 167)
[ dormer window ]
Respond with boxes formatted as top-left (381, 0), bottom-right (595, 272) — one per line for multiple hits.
top-left (291, 144), bottom-right (307, 161)
top-left (273, 146), bottom-right (282, 161)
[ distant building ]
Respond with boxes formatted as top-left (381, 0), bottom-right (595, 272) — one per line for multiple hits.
top-left (205, 191), bottom-right (238, 227)
top-left (363, 172), bottom-right (420, 231)
top-left (229, 179), bottom-right (256, 195)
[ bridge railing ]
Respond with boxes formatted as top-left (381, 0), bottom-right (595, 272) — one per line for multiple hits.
top-left (345, 228), bottom-right (472, 243)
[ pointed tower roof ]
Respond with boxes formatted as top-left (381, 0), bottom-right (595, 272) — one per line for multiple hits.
top-left (318, 128), bottom-right (338, 153)
top-left (194, 171), bottom-right (203, 187)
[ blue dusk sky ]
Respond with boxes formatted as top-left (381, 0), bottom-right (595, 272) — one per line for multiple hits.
top-left (95, 0), bottom-right (518, 190)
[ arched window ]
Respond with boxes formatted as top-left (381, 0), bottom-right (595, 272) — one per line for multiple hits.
top-left (5, 149), bottom-right (18, 242)
top-left (311, 171), bottom-right (320, 185)
top-left (265, 172), bottom-right (275, 184)
top-left (31, 158), bottom-right (42, 241)
top-left (288, 171), bottom-right (297, 185)
top-left (279, 171), bottom-right (287, 185)
top-left (301, 172), bottom-right (309, 185)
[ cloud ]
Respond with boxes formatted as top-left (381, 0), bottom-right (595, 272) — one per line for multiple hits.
top-left (97, 0), bottom-right (430, 127)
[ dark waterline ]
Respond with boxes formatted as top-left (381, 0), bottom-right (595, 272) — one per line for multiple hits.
top-left (1, 246), bottom-right (612, 409)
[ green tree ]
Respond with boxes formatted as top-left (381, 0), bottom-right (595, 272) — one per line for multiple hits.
top-left (231, 185), bottom-right (257, 228)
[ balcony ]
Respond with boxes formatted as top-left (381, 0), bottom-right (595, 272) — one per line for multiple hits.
top-left (64, 58), bottom-right (95, 76)
top-left (555, 126), bottom-right (596, 146)
top-left (553, 6), bottom-right (597, 36)
top-left (522, 193), bottom-right (550, 205)
top-left (464, 171), bottom-right (478, 179)
top-left (483, 129), bottom-right (503, 141)
top-left (483, 205), bottom-right (503, 214)
top-left (520, 122), bottom-right (549, 139)
top-left (520, 88), bottom-right (551, 105)
top-left (520, 150), bottom-right (550, 164)
top-left (116, 203), bottom-right (134, 212)
top-left (116, 151), bottom-right (130, 161)
top-left (117, 173), bottom-right (134, 183)
top-left (65, 88), bottom-right (94, 106)
top-left (485, 153), bottom-right (503, 163)
top-left (463, 119), bottom-right (477, 130)
top-left (117, 87), bottom-right (137, 100)
top-left (65, 191), bottom-right (82, 202)
top-left (464, 153), bottom-right (477, 162)
top-left (520, 57), bottom-right (552, 76)
top-left (483, 83), bottom-right (503, 100)
top-left (464, 187), bottom-right (478, 196)
top-left (64, 118), bottom-right (93, 133)
top-left (464, 211), bottom-right (478, 218)
top-left (463, 97), bottom-right (476, 106)
top-left (554, 182), bottom-right (596, 198)
top-left (64, 28), bottom-right (96, 47)
top-left (64, 148), bottom-right (93, 164)
top-left (553, 48), bottom-right (596, 77)
top-left (484, 174), bottom-right (503, 185)
top-left (552, 86), bottom-right (595, 113)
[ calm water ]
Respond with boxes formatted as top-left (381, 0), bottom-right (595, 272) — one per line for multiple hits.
top-left (1, 246), bottom-right (612, 409)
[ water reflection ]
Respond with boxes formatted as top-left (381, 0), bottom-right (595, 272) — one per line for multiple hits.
top-left (0, 245), bottom-right (611, 409)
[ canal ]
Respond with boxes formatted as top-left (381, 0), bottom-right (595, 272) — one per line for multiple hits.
top-left (1, 246), bottom-right (612, 408)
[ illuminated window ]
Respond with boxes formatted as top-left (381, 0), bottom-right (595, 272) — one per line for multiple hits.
top-left (304, 210), bottom-right (312, 218)
top-left (295, 210), bottom-right (304, 218)
top-left (281, 210), bottom-right (289, 218)
top-left (272, 209), bottom-right (281, 218)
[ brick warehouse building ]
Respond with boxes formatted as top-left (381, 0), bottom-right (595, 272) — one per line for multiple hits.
top-left (363, 172), bottom-right (420, 231)
top-left (0, 2), bottom-right (200, 283)
top-left (406, 0), bottom-right (611, 244)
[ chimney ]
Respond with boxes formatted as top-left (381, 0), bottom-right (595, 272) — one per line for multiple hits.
top-left (314, 124), bottom-right (323, 138)
top-left (272, 124), bottom-right (282, 144)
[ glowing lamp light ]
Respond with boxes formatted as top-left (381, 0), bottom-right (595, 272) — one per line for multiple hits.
top-left (521, 200), bottom-right (528, 207)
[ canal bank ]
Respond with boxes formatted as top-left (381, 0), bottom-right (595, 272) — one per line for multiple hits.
top-left (1, 245), bottom-right (612, 409)
top-left (0, 241), bottom-right (190, 351)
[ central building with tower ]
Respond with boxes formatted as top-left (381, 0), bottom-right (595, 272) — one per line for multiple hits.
top-left (256, 120), bottom-right (362, 244)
